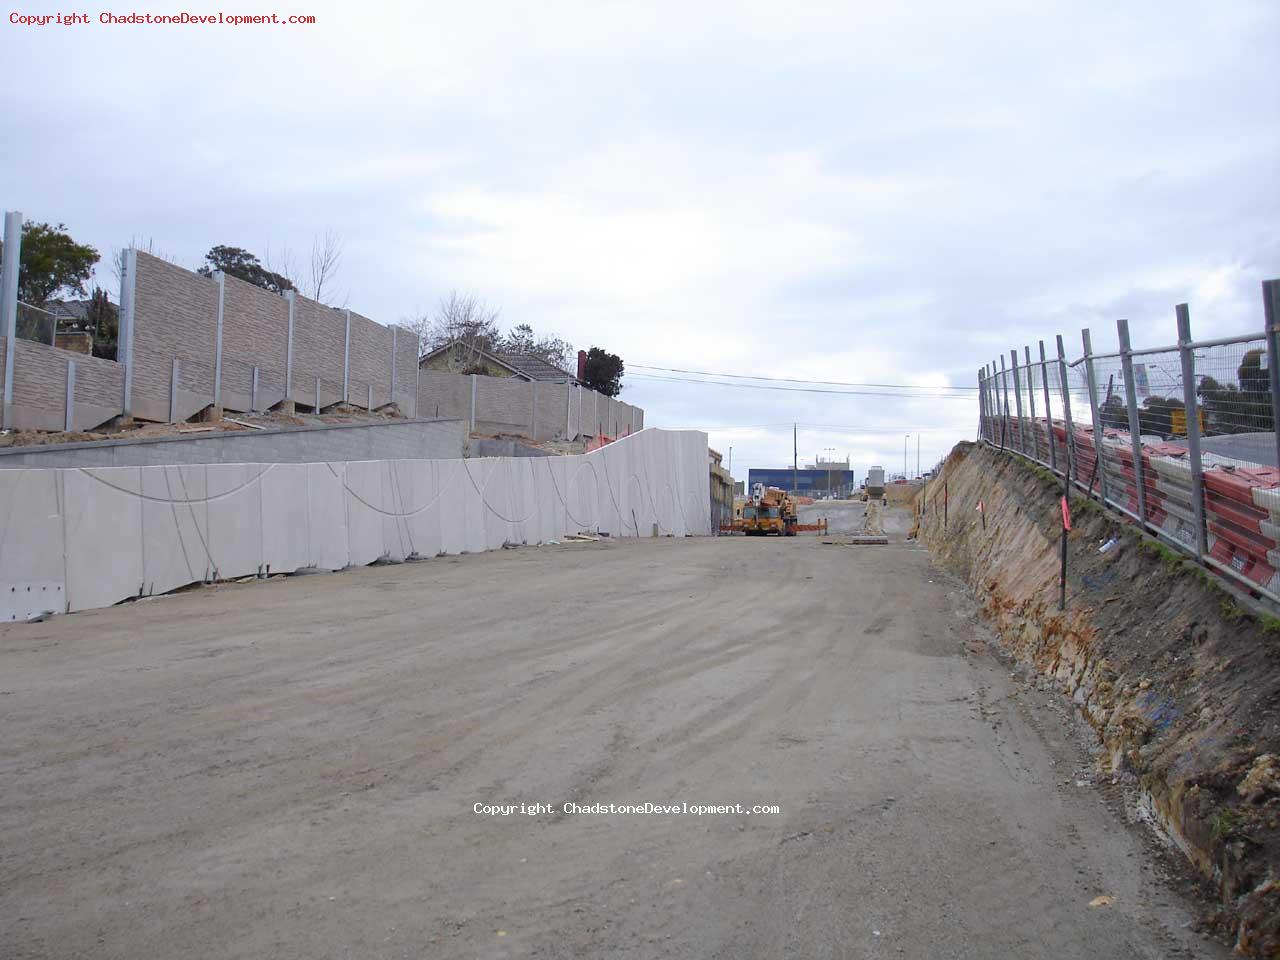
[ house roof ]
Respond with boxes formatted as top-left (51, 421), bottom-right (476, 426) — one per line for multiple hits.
top-left (491, 351), bottom-right (576, 382)
top-left (420, 340), bottom-right (578, 383)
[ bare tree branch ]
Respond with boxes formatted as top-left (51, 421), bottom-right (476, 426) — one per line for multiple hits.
top-left (308, 228), bottom-right (344, 305)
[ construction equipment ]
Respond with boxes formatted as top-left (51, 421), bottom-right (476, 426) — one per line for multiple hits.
top-left (864, 465), bottom-right (886, 504)
top-left (741, 483), bottom-right (798, 536)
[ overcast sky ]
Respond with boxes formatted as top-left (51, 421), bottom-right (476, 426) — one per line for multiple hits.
top-left (4, 1), bottom-right (1277, 476)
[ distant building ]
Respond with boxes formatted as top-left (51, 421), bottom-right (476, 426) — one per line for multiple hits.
top-left (709, 448), bottom-right (734, 534)
top-left (748, 465), bottom-right (858, 498)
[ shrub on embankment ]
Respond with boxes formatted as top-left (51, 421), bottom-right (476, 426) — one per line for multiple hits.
top-left (920, 441), bottom-right (1280, 956)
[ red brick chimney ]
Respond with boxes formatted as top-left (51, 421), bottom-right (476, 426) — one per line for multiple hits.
top-left (576, 349), bottom-right (587, 382)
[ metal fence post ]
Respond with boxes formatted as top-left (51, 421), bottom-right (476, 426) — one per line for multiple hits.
top-left (999, 356), bottom-right (1010, 451)
top-left (1010, 349), bottom-right (1027, 455)
top-left (1081, 328), bottom-right (1109, 503)
top-left (1039, 341), bottom-right (1057, 472)
top-left (64, 358), bottom-right (76, 431)
top-left (1264, 279), bottom-right (1280, 472)
top-left (1117, 318), bottom-right (1147, 524)
top-left (1, 210), bottom-right (20, 429)
top-left (1024, 346), bottom-right (1038, 460)
top-left (1177, 303), bottom-right (1208, 558)
top-left (1055, 335), bottom-right (1076, 486)
top-left (977, 367), bottom-right (986, 441)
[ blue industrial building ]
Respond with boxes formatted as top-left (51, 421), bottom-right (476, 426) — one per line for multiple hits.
top-left (747, 467), bottom-right (857, 498)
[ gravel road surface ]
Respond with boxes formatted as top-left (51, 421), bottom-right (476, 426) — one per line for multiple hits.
top-left (1, 517), bottom-right (1223, 958)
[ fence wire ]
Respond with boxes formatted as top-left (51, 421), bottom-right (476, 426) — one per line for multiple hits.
top-left (976, 298), bottom-right (1280, 609)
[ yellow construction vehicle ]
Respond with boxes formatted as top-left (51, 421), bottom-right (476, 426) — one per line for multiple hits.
top-left (741, 483), bottom-right (798, 536)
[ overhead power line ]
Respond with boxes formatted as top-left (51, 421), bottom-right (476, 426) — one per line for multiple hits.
top-left (629, 363), bottom-right (978, 392)
top-left (628, 372), bottom-right (975, 400)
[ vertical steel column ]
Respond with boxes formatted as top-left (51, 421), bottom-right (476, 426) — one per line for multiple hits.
top-left (284, 290), bottom-right (295, 406)
top-left (1024, 346), bottom-right (1038, 460)
top-left (314, 376), bottom-right (321, 414)
top-left (1039, 341), bottom-right (1057, 472)
top-left (1, 211), bottom-right (21, 428)
top-left (1264, 279), bottom-right (1280, 473)
top-left (169, 356), bottom-right (180, 423)
top-left (251, 366), bottom-right (260, 413)
top-left (367, 383), bottom-right (373, 412)
top-left (1081, 329), bottom-right (1109, 503)
top-left (1177, 303), bottom-right (1208, 558)
top-left (390, 325), bottom-right (398, 408)
top-left (1010, 350), bottom-right (1027, 455)
top-left (1117, 318), bottom-right (1147, 523)
top-left (213, 272), bottom-right (225, 409)
top-left (118, 248), bottom-right (137, 419)
top-left (342, 309), bottom-right (351, 404)
top-left (1056, 336), bottom-right (1076, 486)
top-left (64, 359), bottom-right (76, 431)
top-left (999, 356), bottom-right (1010, 451)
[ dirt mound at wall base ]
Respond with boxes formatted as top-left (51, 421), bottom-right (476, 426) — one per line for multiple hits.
top-left (921, 441), bottom-right (1280, 957)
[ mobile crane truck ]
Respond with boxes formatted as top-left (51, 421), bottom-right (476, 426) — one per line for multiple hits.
top-left (741, 483), bottom-right (798, 536)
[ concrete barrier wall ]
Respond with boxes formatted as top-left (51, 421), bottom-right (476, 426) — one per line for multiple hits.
top-left (2, 251), bottom-right (643, 438)
top-left (0, 418), bottom-right (466, 469)
top-left (0, 336), bottom-right (126, 431)
top-left (0, 428), bottom-right (708, 619)
top-left (130, 253), bottom-right (419, 421)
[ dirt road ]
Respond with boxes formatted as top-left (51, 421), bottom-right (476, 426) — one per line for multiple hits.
top-left (1, 517), bottom-right (1222, 958)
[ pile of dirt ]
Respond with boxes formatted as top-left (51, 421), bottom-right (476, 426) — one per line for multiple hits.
top-left (920, 441), bottom-right (1280, 956)
top-left (0, 406), bottom-right (406, 449)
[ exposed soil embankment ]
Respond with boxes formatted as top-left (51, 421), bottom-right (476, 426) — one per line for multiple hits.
top-left (921, 442), bottom-right (1280, 956)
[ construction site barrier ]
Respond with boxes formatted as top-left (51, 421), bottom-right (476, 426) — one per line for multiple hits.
top-left (0, 428), bottom-right (711, 621)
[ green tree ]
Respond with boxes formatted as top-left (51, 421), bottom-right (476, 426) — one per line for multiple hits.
top-left (197, 245), bottom-right (294, 294)
top-left (0, 221), bottom-right (100, 306)
top-left (500, 322), bottom-right (574, 371)
top-left (582, 346), bottom-right (624, 397)
top-left (85, 287), bottom-right (119, 360)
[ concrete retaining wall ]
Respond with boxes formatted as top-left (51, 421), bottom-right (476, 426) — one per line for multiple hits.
top-left (0, 428), bottom-right (708, 618)
top-left (0, 419), bottom-right (467, 468)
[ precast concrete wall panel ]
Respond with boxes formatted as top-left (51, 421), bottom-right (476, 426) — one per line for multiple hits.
top-left (132, 254), bottom-right (219, 422)
top-left (262, 463), bottom-right (311, 574)
top-left (221, 276), bottom-right (289, 412)
top-left (62, 467), bottom-right (144, 613)
top-left (292, 298), bottom-right (346, 409)
top-left (307, 462), bottom-right (349, 570)
top-left (0, 429), bottom-right (707, 618)
top-left (474, 375), bottom-right (533, 436)
top-left (417, 369), bottom-right (472, 422)
top-left (533, 380), bottom-right (565, 441)
top-left (347, 312), bottom-right (390, 410)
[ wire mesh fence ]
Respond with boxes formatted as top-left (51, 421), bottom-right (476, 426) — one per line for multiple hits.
top-left (15, 301), bottom-right (57, 345)
top-left (976, 280), bottom-right (1280, 607)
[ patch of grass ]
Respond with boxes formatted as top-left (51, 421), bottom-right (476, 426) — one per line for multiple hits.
top-left (1210, 807), bottom-right (1243, 841)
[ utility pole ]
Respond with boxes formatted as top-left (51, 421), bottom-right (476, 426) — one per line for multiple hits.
top-left (903, 434), bottom-right (910, 481)
top-left (792, 423), bottom-right (798, 494)
top-left (916, 435), bottom-right (920, 479)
